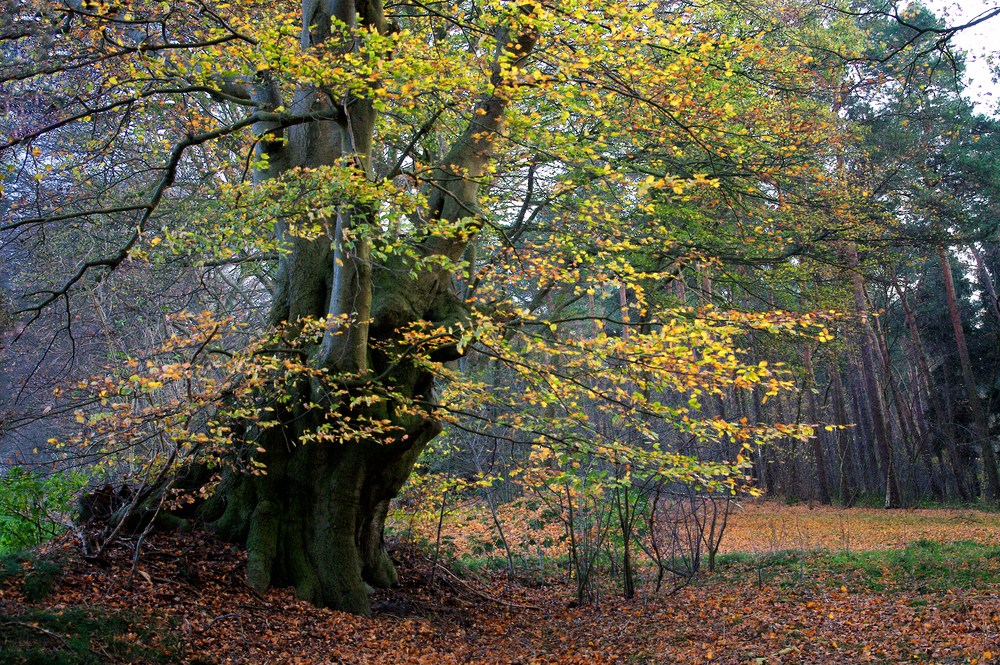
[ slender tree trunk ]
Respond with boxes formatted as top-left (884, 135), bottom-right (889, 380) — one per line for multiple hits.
top-left (971, 245), bottom-right (1000, 327)
top-left (773, 393), bottom-right (798, 499)
top-left (894, 279), bottom-right (960, 500)
top-left (868, 285), bottom-right (931, 499)
top-left (845, 246), bottom-right (899, 507)
top-left (939, 246), bottom-right (1000, 502)
top-left (614, 482), bottom-right (636, 599)
top-left (847, 357), bottom-right (879, 495)
top-left (861, 341), bottom-right (900, 506)
top-left (830, 362), bottom-right (858, 506)
top-left (803, 344), bottom-right (831, 504)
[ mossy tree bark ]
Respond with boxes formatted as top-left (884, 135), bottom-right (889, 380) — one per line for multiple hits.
top-left (195, 0), bottom-right (538, 613)
top-left (205, 399), bottom-right (441, 611)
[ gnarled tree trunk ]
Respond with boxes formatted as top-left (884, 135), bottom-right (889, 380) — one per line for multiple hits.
top-left (194, 0), bottom-right (538, 613)
top-left (204, 400), bottom-right (440, 611)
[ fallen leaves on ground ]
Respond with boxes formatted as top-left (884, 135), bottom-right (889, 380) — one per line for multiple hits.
top-left (2, 502), bottom-right (1000, 663)
top-left (722, 501), bottom-right (1000, 553)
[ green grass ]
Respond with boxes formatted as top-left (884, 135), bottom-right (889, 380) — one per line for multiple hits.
top-left (826, 539), bottom-right (1000, 591)
top-left (0, 607), bottom-right (183, 665)
top-left (0, 550), bottom-right (184, 664)
top-left (0, 551), bottom-right (64, 601)
top-left (715, 539), bottom-right (1000, 593)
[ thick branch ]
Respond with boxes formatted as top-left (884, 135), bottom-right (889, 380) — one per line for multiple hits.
top-left (16, 109), bottom-right (329, 318)
top-left (420, 3), bottom-right (540, 261)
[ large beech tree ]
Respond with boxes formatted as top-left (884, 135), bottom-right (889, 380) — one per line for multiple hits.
top-left (204, 0), bottom-right (541, 611)
top-left (3, 0), bottom-right (850, 611)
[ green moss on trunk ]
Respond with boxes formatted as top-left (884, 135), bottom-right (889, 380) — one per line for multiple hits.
top-left (205, 417), bottom-right (433, 614)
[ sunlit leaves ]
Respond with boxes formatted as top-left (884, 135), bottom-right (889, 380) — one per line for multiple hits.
top-left (13, 0), bottom-right (859, 528)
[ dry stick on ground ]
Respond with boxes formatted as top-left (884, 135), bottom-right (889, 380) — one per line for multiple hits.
top-left (430, 562), bottom-right (543, 611)
top-left (0, 619), bottom-right (72, 647)
top-left (125, 484), bottom-right (171, 591)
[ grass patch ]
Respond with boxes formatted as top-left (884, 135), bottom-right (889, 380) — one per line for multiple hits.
top-left (1, 551), bottom-right (64, 601)
top-left (716, 539), bottom-right (1000, 592)
top-left (1, 550), bottom-right (182, 663)
top-left (453, 551), bottom-right (572, 582)
top-left (0, 607), bottom-right (182, 665)
top-left (827, 539), bottom-right (1000, 591)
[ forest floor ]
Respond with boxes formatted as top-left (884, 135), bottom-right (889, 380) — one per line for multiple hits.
top-left (4, 502), bottom-right (1000, 664)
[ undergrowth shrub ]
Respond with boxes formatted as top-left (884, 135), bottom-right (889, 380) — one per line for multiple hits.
top-left (0, 466), bottom-right (88, 553)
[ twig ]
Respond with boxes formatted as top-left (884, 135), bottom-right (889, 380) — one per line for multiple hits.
top-left (1, 619), bottom-right (71, 647)
top-left (207, 612), bottom-right (239, 625)
top-left (432, 563), bottom-right (542, 611)
top-left (125, 480), bottom-right (171, 590)
top-left (237, 577), bottom-right (271, 604)
top-left (125, 518), bottom-right (157, 591)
